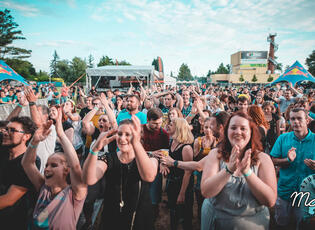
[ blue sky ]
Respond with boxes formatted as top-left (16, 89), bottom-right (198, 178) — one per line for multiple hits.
top-left (1, 0), bottom-right (315, 77)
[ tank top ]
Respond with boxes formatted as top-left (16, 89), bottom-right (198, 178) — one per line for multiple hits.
top-left (168, 141), bottom-right (190, 180)
top-left (206, 160), bottom-right (269, 229)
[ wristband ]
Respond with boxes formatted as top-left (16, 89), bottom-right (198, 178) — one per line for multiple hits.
top-left (287, 157), bottom-right (292, 163)
top-left (174, 160), bottom-right (178, 168)
top-left (29, 102), bottom-right (36, 106)
top-left (17, 103), bottom-right (23, 108)
top-left (243, 168), bottom-right (252, 177)
top-left (225, 165), bottom-right (234, 175)
top-left (29, 143), bottom-right (38, 149)
top-left (89, 148), bottom-right (99, 156)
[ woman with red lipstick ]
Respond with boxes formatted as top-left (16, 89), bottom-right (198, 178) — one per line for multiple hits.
top-left (201, 111), bottom-right (277, 230)
top-left (22, 108), bottom-right (87, 229)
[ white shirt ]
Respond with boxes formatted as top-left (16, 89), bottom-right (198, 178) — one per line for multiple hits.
top-left (37, 125), bottom-right (57, 174)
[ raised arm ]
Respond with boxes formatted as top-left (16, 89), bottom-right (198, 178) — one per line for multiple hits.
top-left (55, 108), bottom-right (87, 200)
top-left (6, 96), bottom-right (26, 121)
top-left (24, 86), bottom-right (42, 128)
top-left (100, 93), bottom-right (118, 129)
top-left (83, 130), bottom-right (116, 185)
top-left (81, 106), bottom-right (98, 135)
top-left (21, 122), bottom-right (51, 191)
top-left (130, 116), bottom-right (158, 182)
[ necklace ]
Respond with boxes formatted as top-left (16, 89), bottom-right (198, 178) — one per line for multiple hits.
top-left (120, 161), bottom-right (132, 212)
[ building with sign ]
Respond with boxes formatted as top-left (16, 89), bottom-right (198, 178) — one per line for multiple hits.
top-left (210, 51), bottom-right (279, 84)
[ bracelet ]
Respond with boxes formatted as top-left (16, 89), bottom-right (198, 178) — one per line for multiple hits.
top-left (225, 165), bottom-right (234, 175)
top-left (287, 157), bottom-right (292, 163)
top-left (17, 103), bottom-right (23, 108)
top-left (243, 168), bottom-right (253, 177)
top-left (174, 160), bottom-right (178, 168)
top-left (29, 143), bottom-right (38, 149)
top-left (29, 102), bottom-right (36, 106)
top-left (89, 148), bottom-right (99, 156)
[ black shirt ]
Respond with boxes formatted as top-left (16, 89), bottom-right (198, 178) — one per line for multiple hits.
top-left (0, 152), bottom-right (40, 230)
top-left (79, 107), bottom-right (92, 120)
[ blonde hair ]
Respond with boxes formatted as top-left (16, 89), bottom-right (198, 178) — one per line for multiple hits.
top-left (172, 118), bottom-right (194, 144)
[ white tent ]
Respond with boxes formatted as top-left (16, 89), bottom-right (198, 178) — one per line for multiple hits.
top-left (86, 65), bottom-right (154, 89)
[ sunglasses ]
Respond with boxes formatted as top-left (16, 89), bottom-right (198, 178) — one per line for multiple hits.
top-left (93, 103), bottom-right (100, 106)
top-left (5, 127), bottom-right (25, 134)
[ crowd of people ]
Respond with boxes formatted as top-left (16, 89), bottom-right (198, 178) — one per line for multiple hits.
top-left (0, 80), bottom-right (314, 230)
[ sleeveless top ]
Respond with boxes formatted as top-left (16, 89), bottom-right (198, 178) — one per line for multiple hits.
top-left (206, 160), bottom-right (269, 229)
top-left (168, 142), bottom-right (190, 181)
top-left (33, 185), bottom-right (86, 230)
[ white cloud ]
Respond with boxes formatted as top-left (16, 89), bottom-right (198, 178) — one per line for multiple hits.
top-left (0, 0), bottom-right (40, 17)
top-left (36, 40), bottom-right (91, 48)
top-left (88, 0), bottom-right (315, 75)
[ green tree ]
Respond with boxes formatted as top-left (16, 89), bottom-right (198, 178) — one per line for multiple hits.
top-left (36, 70), bottom-right (50, 81)
top-left (50, 50), bottom-right (59, 78)
top-left (152, 58), bottom-right (158, 71)
top-left (87, 54), bottom-right (94, 68)
top-left (252, 74), bottom-right (258, 82)
top-left (284, 65), bottom-right (290, 72)
top-left (70, 57), bottom-right (87, 82)
top-left (226, 64), bottom-right (231, 73)
top-left (215, 63), bottom-right (229, 74)
top-left (117, 60), bottom-right (131, 65)
top-left (239, 74), bottom-right (245, 82)
top-left (305, 50), bottom-right (315, 76)
top-left (5, 58), bottom-right (36, 80)
top-left (177, 63), bottom-right (193, 81)
top-left (0, 9), bottom-right (31, 59)
top-left (55, 59), bottom-right (71, 82)
top-left (97, 55), bottom-right (114, 66)
top-left (267, 75), bottom-right (273, 82)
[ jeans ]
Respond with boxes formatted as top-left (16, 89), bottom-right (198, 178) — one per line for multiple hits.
top-left (150, 172), bottom-right (162, 205)
top-left (201, 198), bottom-right (212, 230)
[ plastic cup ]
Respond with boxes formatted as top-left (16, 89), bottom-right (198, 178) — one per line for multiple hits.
top-left (161, 149), bottom-right (169, 156)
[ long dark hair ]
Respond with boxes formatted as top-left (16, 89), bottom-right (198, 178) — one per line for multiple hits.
top-left (218, 111), bottom-right (262, 165)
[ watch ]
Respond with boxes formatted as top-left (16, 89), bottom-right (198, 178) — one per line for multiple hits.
top-left (174, 160), bottom-right (178, 168)
top-left (29, 102), bottom-right (36, 106)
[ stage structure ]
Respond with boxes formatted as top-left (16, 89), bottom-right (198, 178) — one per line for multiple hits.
top-left (86, 65), bottom-right (155, 90)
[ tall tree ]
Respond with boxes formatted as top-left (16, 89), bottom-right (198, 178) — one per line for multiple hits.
top-left (87, 54), bottom-right (94, 68)
top-left (70, 57), bottom-right (87, 82)
top-left (215, 63), bottom-right (229, 74)
top-left (0, 9), bottom-right (31, 59)
top-left (50, 50), bottom-right (59, 78)
top-left (55, 59), bottom-right (71, 82)
top-left (97, 55), bottom-right (114, 66)
top-left (177, 63), bottom-right (193, 81)
top-left (152, 58), bottom-right (158, 71)
top-left (305, 50), bottom-right (315, 76)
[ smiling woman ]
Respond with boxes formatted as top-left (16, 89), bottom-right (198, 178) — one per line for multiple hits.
top-left (200, 111), bottom-right (277, 230)
top-left (21, 108), bottom-right (87, 229)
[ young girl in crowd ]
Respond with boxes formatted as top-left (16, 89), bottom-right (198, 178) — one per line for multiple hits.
top-left (22, 108), bottom-right (87, 229)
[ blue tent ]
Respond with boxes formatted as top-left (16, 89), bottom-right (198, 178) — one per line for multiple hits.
top-left (269, 60), bottom-right (315, 86)
top-left (0, 60), bottom-right (29, 85)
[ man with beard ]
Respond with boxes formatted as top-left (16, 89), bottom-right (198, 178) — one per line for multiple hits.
top-left (0, 116), bottom-right (40, 229)
top-left (141, 108), bottom-right (169, 221)
top-left (116, 94), bottom-right (147, 124)
top-left (270, 108), bottom-right (315, 229)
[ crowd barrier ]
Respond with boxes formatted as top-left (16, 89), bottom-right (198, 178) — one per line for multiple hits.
top-left (0, 99), bottom-right (48, 120)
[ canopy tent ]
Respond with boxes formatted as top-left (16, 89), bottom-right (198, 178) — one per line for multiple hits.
top-left (86, 65), bottom-right (154, 89)
top-left (268, 60), bottom-right (315, 86)
top-left (0, 60), bottom-right (29, 85)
